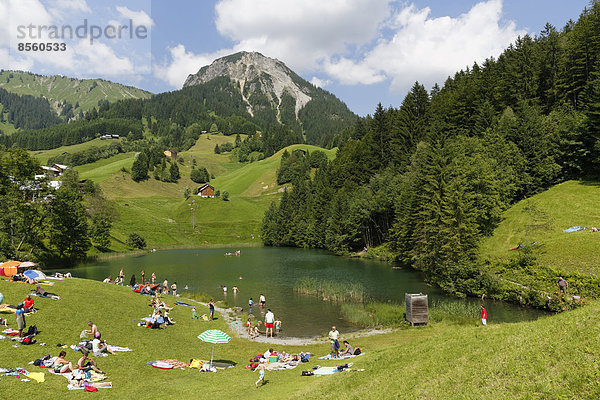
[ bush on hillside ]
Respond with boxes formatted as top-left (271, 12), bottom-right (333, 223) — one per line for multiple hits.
top-left (127, 232), bottom-right (146, 249)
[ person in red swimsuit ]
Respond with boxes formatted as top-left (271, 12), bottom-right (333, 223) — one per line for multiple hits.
top-left (480, 305), bottom-right (487, 326)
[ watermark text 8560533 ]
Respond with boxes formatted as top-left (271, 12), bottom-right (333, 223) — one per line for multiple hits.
top-left (17, 43), bottom-right (67, 52)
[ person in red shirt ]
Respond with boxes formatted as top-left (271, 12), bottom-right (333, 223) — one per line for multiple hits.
top-left (23, 295), bottom-right (34, 312)
top-left (480, 305), bottom-right (487, 326)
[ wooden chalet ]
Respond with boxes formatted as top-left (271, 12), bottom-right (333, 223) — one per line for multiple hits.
top-left (197, 183), bottom-right (215, 198)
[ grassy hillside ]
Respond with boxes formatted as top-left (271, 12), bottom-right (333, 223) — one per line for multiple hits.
top-left (57, 135), bottom-right (334, 251)
top-left (30, 138), bottom-right (126, 165)
top-left (480, 180), bottom-right (600, 275)
top-left (0, 71), bottom-right (152, 113)
top-left (0, 277), bottom-right (598, 398)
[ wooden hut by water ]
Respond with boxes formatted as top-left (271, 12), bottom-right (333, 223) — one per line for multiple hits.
top-left (405, 293), bottom-right (428, 326)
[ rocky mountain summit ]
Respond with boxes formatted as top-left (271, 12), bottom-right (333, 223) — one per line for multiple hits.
top-left (184, 52), bottom-right (313, 119)
top-left (183, 51), bottom-right (355, 145)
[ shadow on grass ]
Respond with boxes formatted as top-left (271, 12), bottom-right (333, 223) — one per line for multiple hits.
top-left (576, 179), bottom-right (600, 187)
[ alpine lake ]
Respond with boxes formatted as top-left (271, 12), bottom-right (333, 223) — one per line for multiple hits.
top-left (71, 247), bottom-right (547, 337)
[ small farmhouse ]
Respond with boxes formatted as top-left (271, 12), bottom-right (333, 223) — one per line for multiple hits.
top-left (39, 165), bottom-right (61, 177)
top-left (100, 134), bottom-right (120, 140)
top-left (52, 164), bottom-right (68, 174)
top-left (197, 183), bottom-right (215, 198)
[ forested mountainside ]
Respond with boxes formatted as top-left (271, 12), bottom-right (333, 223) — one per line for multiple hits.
top-left (0, 53), bottom-right (355, 159)
top-left (262, 2), bottom-right (600, 299)
top-left (0, 87), bottom-right (62, 131)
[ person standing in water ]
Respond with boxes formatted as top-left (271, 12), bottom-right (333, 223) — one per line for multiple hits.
top-left (259, 293), bottom-right (266, 308)
top-left (171, 282), bottom-right (177, 296)
top-left (141, 270), bottom-right (145, 283)
top-left (151, 272), bottom-right (156, 284)
top-left (119, 268), bottom-right (124, 286)
top-left (265, 309), bottom-right (275, 338)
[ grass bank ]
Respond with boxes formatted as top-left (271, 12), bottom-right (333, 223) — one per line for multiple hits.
top-left (0, 277), bottom-right (599, 398)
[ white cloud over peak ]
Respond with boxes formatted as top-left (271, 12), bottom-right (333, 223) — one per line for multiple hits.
top-left (153, 45), bottom-right (234, 88)
top-left (156, 0), bottom-right (524, 98)
top-left (116, 6), bottom-right (154, 27)
top-left (215, 0), bottom-right (392, 72)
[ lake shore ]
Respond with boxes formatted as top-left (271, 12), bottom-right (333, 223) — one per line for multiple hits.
top-left (182, 296), bottom-right (393, 346)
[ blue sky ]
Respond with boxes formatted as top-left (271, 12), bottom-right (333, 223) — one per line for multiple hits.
top-left (0, 0), bottom-right (592, 116)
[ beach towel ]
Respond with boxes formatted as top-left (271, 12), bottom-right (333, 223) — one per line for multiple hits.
top-left (68, 382), bottom-right (112, 390)
top-left (563, 226), bottom-right (586, 233)
top-left (28, 371), bottom-right (45, 383)
top-left (175, 301), bottom-right (194, 307)
top-left (318, 352), bottom-right (365, 360)
top-left (109, 345), bottom-right (132, 352)
top-left (313, 366), bottom-right (339, 376)
top-left (30, 292), bottom-right (60, 300)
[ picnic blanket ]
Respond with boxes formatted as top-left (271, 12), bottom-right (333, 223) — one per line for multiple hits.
top-left (266, 360), bottom-right (300, 371)
top-left (318, 352), bottom-right (365, 360)
top-left (175, 301), bottom-right (194, 307)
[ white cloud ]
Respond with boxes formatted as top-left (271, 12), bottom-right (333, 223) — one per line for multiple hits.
top-left (153, 45), bottom-right (234, 88)
top-left (0, 0), bottom-right (145, 80)
top-left (310, 77), bottom-right (331, 88)
top-left (215, 0), bottom-right (392, 72)
top-left (49, 0), bottom-right (90, 13)
top-left (116, 6), bottom-right (154, 27)
top-left (325, 0), bottom-right (525, 93)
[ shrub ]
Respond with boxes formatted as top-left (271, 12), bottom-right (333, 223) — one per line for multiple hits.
top-left (126, 232), bottom-right (146, 249)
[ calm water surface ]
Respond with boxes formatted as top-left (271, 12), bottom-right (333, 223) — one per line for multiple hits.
top-left (72, 247), bottom-right (546, 337)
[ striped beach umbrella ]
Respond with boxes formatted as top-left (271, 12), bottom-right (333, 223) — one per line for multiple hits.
top-left (197, 329), bottom-right (231, 368)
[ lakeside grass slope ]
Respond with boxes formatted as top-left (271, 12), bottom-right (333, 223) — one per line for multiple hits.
top-left (0, 277), bottom-right (598, 398)
top-left (480, 180), bottom-right (600, 275)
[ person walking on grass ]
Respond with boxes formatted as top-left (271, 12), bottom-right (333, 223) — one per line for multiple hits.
top-left (557, 277), bottom-right (568, 295)
top-left (265, 309), bottom-right (275, 338)
top-left (15, 303), bottom-right (25, 337)
top-left (255, 361), bottom-right (267, 387)
top-left (328, 326), bottom-right (340, 359)
top-left (481, 305), bottom-right (487, 326)
top-left (209, 299), bottom-right (215, 320)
